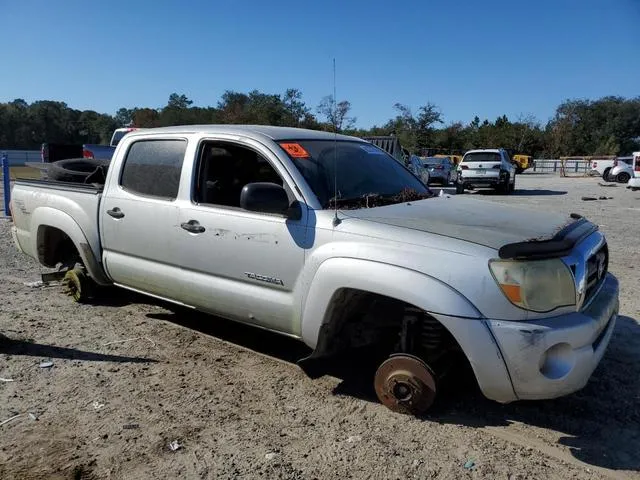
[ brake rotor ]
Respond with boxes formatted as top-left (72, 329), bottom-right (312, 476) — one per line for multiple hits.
top-left (374, 353), bottom-right (437, 415)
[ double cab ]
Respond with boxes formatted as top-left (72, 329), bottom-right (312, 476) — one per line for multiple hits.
top-left (10, 125), bottom-right (619, 415)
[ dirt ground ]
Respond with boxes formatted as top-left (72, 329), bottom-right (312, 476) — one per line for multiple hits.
top-left (1, 173), bottom-right (639, 480)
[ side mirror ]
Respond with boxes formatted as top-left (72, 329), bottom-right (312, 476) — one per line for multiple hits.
top-left (240, 182), bottom-right (301, 220)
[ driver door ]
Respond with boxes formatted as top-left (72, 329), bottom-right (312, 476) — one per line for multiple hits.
top-left (177, 138), bottom-right (309, 334)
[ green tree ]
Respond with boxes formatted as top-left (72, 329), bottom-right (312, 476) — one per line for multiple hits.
top-left (316, 95), bottom-right (355, 132)
top-left (132, 108), bottom-right (161, 128)
top-left (282, 88), bottom-right (313, 127)
top-left (167, 93), bottom-right (193, 109)
top-left (115, 108), bottom-right (134, 127)
top-left (415, 103), bottom-right (443, 150)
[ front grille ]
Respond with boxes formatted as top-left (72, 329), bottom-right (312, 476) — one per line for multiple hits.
top-left (583, 243), bottom-right (608, 306)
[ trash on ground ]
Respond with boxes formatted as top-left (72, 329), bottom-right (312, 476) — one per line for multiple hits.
top-left (0, 414), bottom-right (22, 427)
top-left (28, 413), bottom-right (39, 421)
top-left (581, 196), bottom-right (612, 201)
top-left (346, 435), bottom-right (362, 443)
top-left (23, 280), bottom-right (61, 288)
top-left (102, 337), bottom-right (156, 347)
top-left (169, 440), bottom-right (182, 451)
top-left (0, 377), bottom-right (14, 382)
top-left (464, 459), bottom-right (476, 470)
top-left (39, 360), bottom-right (54, 368)
top-left (265, 452), bottom-right (277, 460)
top-left (92, 401), bottom-right (105, 411)
top-left (122, 423), bottom-right (139, 429)
top-left (598, 182), bottom-right (618, 187)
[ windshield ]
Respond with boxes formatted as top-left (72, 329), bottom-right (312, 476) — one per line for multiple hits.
top-left (463, 152), bottom-right (501, 162)
top-left (279, 140), bottom-right (431, 208)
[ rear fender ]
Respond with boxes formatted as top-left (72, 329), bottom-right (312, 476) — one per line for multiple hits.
top-left (29, 207), bottom-right (110, 285)
top-left (300, 257), bottom-right (481, 349)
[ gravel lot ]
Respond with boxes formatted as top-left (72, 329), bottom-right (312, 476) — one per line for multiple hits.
top-left (1, 173), bottom-right (639, 480)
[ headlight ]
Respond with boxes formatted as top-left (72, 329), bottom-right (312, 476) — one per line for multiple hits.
top-left (488, 258), bottom-right (576, 312)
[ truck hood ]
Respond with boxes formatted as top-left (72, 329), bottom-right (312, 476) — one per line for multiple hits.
top-left (341, 195), bottom-right (576, 251)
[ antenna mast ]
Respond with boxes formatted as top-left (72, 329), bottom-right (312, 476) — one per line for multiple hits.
top-left (332, 58), bottom-right (341, 227)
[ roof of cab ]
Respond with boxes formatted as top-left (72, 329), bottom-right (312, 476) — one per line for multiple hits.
top-left (128, 124), bottom-right (362, 142)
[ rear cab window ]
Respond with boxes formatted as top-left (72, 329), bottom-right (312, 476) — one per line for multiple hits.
top-left (119, 139), bottom-right (187, 200)
top-left (463, 152), bottom-right (502, 163)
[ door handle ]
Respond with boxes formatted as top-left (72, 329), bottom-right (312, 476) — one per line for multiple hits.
top-left (181, 220), bottom-right (205, 234)
top-left (107, 208), bottom-right (125, 219)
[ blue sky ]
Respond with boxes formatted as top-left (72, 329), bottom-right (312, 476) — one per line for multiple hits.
top-left (1, 0), bottom-right (638, 128)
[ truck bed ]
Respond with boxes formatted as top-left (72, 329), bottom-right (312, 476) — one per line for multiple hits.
top-left (11, 179), bottom-right (104, 277)
top-left (13, 178), bottom-right (104, 193)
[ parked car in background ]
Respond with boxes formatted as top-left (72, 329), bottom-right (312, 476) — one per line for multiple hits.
top-left (456, 148), bottom-right (516, 194)
top-left (41, 127), bottom-right (144, 182)
top-left (608, 156), bottom-right (634, 183)
top-left (82, 127), bottom-right (143, 160)
top-left (627, 151), bottom-right (640, 190)
top-left (41, 127), bottom-right (141, 164)
top-left (421, 156), bottom-right (456, 186)
top-left (588, 156), bottom-right (623, 180)
top-left (434, 153), bottom-right (463, 166)
top-left (407, 155), bottom-right (430, 185)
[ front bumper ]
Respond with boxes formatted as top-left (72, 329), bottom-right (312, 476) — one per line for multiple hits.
top-left (486, 273), bottom-right (619, 401)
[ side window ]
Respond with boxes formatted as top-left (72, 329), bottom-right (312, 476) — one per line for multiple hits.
top-left (120, 139), bottom-right (186, 200)
top-left (193, 141), bottom-right (285, 209)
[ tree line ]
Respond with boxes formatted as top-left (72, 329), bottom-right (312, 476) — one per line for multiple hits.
top-left (1, 90), bottom-right (639, 158)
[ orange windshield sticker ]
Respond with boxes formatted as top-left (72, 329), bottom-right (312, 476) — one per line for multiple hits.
top-left (280, 142), bottom-right (310, 158)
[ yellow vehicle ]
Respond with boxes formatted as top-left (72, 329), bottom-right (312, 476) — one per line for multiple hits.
top-left (511, 154), bottom-right (532, 173)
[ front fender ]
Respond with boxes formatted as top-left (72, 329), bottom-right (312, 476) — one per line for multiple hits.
top-left (29, 207), bottom-right (110, 285)
top-left (300, 257), bottom-right (481, 349)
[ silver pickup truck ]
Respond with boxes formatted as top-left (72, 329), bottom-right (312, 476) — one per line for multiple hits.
top-left (9, 125), bottom-right (619, 415)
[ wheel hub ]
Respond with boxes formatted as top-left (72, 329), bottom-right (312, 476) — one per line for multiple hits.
top-left (374, 354), bottom-right (437, 415)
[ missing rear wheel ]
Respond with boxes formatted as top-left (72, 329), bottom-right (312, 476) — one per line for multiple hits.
top-left (62, 268), bottom-right (94, 303)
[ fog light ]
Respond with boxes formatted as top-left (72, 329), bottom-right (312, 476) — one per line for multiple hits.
top-left (539, 343), bottom-right (575, 380)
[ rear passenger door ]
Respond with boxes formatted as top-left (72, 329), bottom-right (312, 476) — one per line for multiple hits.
top-left (100, 136), bottom-right (188, 302)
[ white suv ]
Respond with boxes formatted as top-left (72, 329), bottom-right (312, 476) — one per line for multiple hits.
top-left (456, 148), bottom-right (516, 194)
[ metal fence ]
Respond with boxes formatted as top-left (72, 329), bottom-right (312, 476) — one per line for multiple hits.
top-left (1, 152), bottom-right (10, 215)
top-left (531, 159), bottom-right (592, 174)
top-left (0, 149), bottom-right (41, 166)
top-left (0, 150), bottom-right (40, 216)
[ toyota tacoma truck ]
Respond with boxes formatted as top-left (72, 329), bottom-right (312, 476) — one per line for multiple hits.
top-left (8, 125), bottom-right (619, 415)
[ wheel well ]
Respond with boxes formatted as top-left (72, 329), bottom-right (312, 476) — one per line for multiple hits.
top-left (37, 226), bottom-right (81, 268)
top-left (298, 288), bottom-right (466, 377)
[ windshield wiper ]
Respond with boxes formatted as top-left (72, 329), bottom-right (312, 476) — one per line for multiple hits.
top-left (327, 188), bottom-right (435, 210)
top-left (328, 193), bottom-right (383, 209)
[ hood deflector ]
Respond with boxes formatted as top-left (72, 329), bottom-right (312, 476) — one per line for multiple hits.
top-left (498, 214), bottom-right (598, 260)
